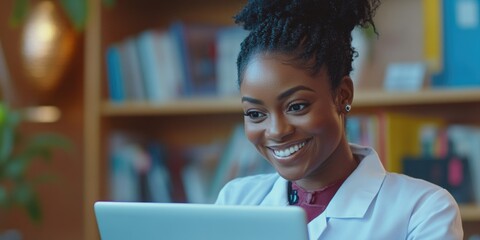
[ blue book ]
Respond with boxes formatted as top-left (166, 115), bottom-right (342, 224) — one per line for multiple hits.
top-left (105, 45), bottom-right (126, 102)
top-left (136, 31), bottom-right (165, 102)
top-left (434, 0), bottom-right (480, 87)
top-left (146, 142), bottom-right (172, 203)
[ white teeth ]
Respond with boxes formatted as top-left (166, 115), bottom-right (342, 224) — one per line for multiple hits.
top-left (273, 142), bottom-right (306, 158)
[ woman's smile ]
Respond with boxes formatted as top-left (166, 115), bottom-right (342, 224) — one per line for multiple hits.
top-left (268, 139), bottom-right (309, 159)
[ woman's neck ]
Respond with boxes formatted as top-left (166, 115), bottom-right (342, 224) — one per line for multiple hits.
top-left (294, 141), bottom-right (358, 191)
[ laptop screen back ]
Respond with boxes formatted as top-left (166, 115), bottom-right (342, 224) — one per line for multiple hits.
top-left (94, 201), bottom-right (308, 240)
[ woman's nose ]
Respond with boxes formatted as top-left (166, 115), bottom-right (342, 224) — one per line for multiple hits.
top-left (266, 115), bottom-right (294, 141)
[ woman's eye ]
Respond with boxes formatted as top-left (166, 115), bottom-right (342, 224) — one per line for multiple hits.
top-left (288, 103), bottom-right (308, 112)
top-left (244, 111), bottom-right (266, 120)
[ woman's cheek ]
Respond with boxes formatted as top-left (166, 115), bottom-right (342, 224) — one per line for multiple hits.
top-left (244, 122), bottom-right (263, 145)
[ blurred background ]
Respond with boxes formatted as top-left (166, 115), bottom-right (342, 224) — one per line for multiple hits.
top-left (0, 0), bottom-right (479, 239)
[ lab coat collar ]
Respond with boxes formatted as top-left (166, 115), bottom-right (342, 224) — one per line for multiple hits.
top-left (259, 144), bottom-right (386, 218)
top-left (261, 175), bottom-right (290, 206)
top-left (325, 144), bottom-right (386, 219)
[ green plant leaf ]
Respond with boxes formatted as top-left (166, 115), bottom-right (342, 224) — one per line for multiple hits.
top-left (2, 133), bottom-right (72, 181)
top-left (31, 173), bottom-right (58, 186)
top-left (102, 0), bottom-right (116, 8)
top-left (3, 156), bottom-right (28, 180)
top-left (3, 149), bottom-right (53, 181)
top-left (59, 0), bottom-right (88, 31)
top-left (12, 182), bottom-right (42, 222)
top-left (0, 126), bottom-right (15, 162)
top-left (0, 186), bottom-right (8, 207)
top-left (9, 0), bottom-right (30, 28)
top-left (26, 133), bottom-right (73, 153)
top-left (25, 194), bottom-right (42, 223)
top-left (0, 103), bottom-right (7, 125)
top-left (12, 182), bottom-right (33, 205)
top-left (0, 109), bottom-right (21, 163)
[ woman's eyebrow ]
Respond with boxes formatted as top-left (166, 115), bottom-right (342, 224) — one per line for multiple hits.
top-left (241, 96), bottom-right (264, 105)
top-left (277, 85), bottom-right (315, 101)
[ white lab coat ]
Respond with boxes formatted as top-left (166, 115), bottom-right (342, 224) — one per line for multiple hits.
top-left (215, 144), bottom-right (463, 240)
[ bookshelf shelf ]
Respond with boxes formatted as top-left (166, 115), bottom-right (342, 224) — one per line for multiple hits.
top-left (354, 88), bottom-right (480, 107)
top-left (101, 88), bottom-right (480, 117)
top-left (460, 204), bottom-right (480, 221)
top-left (101, 97), bottom-right (241, 116)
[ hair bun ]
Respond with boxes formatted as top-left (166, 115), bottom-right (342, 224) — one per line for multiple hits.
top-left (235, 0), bottom-right (379, 33)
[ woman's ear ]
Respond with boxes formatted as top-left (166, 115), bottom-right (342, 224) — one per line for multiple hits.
top-left (336, 76), bottom-right (354, 113)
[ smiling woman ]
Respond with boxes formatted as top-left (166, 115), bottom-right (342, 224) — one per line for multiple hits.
top-left (214, 0), bottom-right (464, 239)
top-left (240, 56), bottom-right (351, 187)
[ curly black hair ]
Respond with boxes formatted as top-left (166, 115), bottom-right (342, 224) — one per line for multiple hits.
top-left (235, 0), bottom-right (380, 90)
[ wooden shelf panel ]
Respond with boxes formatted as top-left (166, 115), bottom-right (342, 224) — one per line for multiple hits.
top-left (354, 88), bottom-right (480, 107)
top-left (101, 88), bottom-right (480, 116)
top-left (460, 204), bottom-right (480, 221)
top-left (102, 96), bottom-right (242, 116)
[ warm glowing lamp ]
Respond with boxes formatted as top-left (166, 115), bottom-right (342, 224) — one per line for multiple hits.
top-left (20, 1), bottom-right (76, 93)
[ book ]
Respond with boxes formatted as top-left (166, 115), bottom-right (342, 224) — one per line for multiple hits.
top-left (434, 0), bottom-right (480, 87)
top-left (382, 112), bottom-right (444, 173)
top-left (108, 132), bottom-right (173, 203)
top-left (403, 156), bottom-right (474, 204)
top-left (447, 124), bottom-right (480, 203)
top-left (347, 115), bottom-right (380, 149)
top-left (348, 112), bottom-right (444, 172)
top-left (402, 123), bottom-right (480, 204)
top-left (181, 141), bottom-right (224, 203)
top-left (170, 21), bottom-right (220, 97)
top-left (119, 37), bottom-right (147, 102)
top-left (215, 26), bottom-right (248, 97)
top-left (108, 132), bottom-right (144, 201)
top-left (105, 45), bottom-right (126, 102)
top-left (136, 30), bottom-right (177, 103)
top-left (145, 142), bottom-right (172, 203)
top-left (155, 29), bottom-right (184, 100)
top-left (165, 145), bottom-right (188, 203)
top-left (422, 0), bottom-right (443, 76)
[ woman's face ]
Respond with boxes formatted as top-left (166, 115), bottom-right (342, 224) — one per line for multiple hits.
top-left (240, 53), bottom-right (351, 183)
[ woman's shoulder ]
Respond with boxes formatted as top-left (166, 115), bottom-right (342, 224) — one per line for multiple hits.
top-left (382, 172), bottom-right (463, 238)
top-left (382, 171), bottom-right (459, 208)
top-left (384, 171), bottom-right (445, 193)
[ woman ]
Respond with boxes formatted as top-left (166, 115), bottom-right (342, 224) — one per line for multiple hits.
top-left (215, 0), bottom-right (463, 239)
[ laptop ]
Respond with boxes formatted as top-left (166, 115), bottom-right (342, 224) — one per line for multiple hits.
top-left (94, 201), bottom-right (308, 240)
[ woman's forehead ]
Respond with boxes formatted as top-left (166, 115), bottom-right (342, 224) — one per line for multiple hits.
top-left (240, 55), bottom-right (332, 98)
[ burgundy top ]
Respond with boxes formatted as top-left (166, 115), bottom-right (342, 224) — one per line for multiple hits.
top-left (291, 178), bottom-right (346, 222)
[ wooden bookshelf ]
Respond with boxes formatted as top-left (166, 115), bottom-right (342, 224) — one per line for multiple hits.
top-left (83, 0), bottom-right (480, 239)
top-left (101, 88), bottom-right (480, 116)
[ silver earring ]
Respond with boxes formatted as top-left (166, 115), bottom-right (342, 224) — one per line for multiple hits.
top-left (345, 104), bottom-right (351, 113)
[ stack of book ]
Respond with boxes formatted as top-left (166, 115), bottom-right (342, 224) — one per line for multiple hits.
top-left (105, 22), bottom-right (248, 103)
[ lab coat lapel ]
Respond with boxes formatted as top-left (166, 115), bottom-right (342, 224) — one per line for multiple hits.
top-left (308, 213), bottom-right (327, 239)
top-left (260, 176), bottom-right (290, 206)
top-left (308, 145), bottom-right (386, 240)
top-left (326, 145), bottom-right (386, 218)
